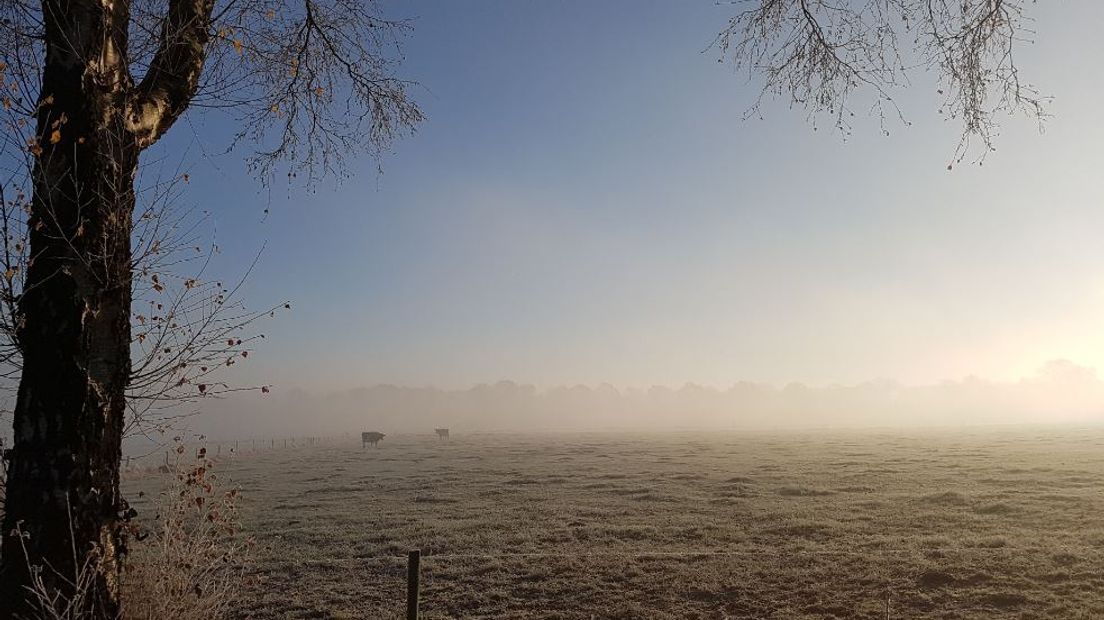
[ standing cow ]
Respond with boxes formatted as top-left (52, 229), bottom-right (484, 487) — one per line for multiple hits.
top-left (362, 431), bottom-right (385, 448)
top-left (435, 428), bottom-right (449, 440)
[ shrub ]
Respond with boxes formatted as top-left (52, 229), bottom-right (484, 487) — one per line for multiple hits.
top-left (10, 451), bottom-right (252, 619)
top-left (121, 453), bottom-right (254, 620)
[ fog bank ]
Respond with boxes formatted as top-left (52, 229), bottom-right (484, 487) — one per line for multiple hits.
top-left (189, 360), bottom-right (1104, 438)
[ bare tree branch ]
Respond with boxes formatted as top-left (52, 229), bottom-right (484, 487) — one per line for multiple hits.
top-left (716, 0), bottom-right (1048, 163)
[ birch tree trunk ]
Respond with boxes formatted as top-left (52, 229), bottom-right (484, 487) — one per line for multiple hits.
top-left (0, 1), bottom-right (212, 616)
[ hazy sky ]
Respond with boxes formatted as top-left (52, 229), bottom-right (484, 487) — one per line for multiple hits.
top-left (160, 1), bottom-right (1104, 393)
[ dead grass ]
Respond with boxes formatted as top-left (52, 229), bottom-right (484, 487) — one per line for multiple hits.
top-left (5, 450), bottom-right (250, 620)
top-left (121, 453), bottom-right (253, 620)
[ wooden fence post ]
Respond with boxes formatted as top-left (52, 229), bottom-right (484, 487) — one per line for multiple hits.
top-left (407, 549), bottom-right (421, 620)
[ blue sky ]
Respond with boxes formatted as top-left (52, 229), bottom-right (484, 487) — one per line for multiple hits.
top-left (153, 1), bottom-right (1104, 393)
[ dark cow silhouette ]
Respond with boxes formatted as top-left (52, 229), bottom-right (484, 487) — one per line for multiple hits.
top-left (435, 428), bottom-right (449, 440)
top-left (362, 431), bottom-right (385, 448)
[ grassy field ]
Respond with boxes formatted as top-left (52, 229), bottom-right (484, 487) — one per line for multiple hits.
top-left (123, 428), bottom-right (1104, 619)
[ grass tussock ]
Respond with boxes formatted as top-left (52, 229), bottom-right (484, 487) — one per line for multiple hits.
top-left (920, 491), bottom-right (969, 506)
top-left (974, 502), bottom-right (1019, 515)
top-left (778, 485), bottom-right (833, 497)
